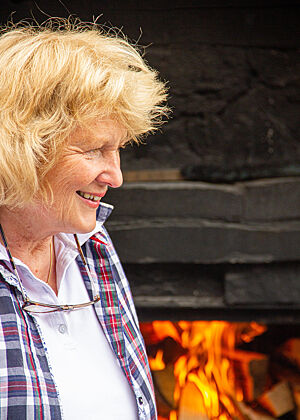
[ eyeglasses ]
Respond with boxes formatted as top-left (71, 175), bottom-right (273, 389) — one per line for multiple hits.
top-left (0, 225), bottom-right (100, 313)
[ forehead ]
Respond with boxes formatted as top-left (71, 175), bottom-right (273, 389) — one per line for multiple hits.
top-left (68, 118), bottom-right (128, 148)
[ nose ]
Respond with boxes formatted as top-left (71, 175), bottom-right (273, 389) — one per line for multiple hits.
top-left (95, 151), bottom-right (123, 188)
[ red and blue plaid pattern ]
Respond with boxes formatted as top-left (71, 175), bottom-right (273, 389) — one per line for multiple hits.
top-left (0, 204), bottom-right (157, 420)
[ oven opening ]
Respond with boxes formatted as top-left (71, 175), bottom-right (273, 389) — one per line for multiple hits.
top-left (141, 321), bottom-right (300, 420)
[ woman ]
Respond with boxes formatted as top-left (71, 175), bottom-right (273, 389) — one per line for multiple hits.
top-left (0, 20), bottom-right (168, 420)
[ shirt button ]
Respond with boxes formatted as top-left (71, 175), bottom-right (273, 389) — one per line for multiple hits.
top-left (138, 396), bottom-right (143, 405)
top-left (58, 324), bottom-right (67, 334)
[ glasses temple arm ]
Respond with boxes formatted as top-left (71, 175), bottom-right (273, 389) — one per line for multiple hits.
top-left (73, 234), bottom-right (99, 298)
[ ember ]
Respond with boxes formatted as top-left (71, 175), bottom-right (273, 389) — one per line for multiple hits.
top-left (140, 321), bottom-right (300, 420)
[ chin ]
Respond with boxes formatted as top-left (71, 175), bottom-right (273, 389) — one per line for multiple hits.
top-left (75, 219), bottom-right (97, 234)
top-left (61, 217), bottom-right (97, 235)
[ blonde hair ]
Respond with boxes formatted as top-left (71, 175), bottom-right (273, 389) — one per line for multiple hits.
top-left (0, 19), bottom-right (168, 207)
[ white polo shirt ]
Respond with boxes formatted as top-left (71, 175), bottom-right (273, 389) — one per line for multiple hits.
top-left (0, 228), bottom-right (138, 420)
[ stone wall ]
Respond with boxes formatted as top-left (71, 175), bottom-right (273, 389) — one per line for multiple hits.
top-left (1, 1), bottom-right (299, 174)
top-left (105, 177), bottom-right (300, 323)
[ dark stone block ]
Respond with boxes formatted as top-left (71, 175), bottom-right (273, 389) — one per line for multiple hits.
top-left (189, 86), bottom-right (300, 167)
top-left (147, 45), bottom-right (249, 96)
top-left (3, 2), bottom-right (299, 48)
top-left (107, 219), bottom-right (300, 263)
top-left (124, 263), bottom-right (224, 308)
top-left (247, 48), bottom-right (300, 88)
top-left (106, 182), bottom-right (242, 222)
top-left (182, 163), bottom-right (300, 183)
top-left (92, 4), bottom-right (300, 47)
top-left (121, 84), bottom-right (300, 173)
top-left (120, 119), bottom-right (197, 171)
top-left (225, 264), bottom-right (300, 305)
top-left (243, 177), bottom-right (300, 221)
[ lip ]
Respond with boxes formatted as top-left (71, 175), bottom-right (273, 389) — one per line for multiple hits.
top-left (76, 190), bottom-right (107, 208)
top-left (79, 191), bottom-right (107, 197)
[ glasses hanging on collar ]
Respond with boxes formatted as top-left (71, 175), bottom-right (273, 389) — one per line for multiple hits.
top-left (0, 224), bottom-right (100, 313)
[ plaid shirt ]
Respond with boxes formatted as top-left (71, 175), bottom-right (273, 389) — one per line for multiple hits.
top-left (0, 203), bottom-right (156, 420)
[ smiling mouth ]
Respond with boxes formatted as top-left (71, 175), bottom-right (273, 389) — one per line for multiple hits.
top-left (76, 191), bottom-right (103, 202)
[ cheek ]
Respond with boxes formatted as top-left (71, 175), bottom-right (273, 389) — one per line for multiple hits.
top-left (52, 161), bottom-right (90, 192)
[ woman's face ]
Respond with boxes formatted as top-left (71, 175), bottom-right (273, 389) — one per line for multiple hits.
top-left (39, 118), bottom-right (125, 235)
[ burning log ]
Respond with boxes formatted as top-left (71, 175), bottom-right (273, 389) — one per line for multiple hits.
top-left (235, 401), bottom-right (275, 420)
top-left (178, 381), bottom-right (210, 420)
top-left (223, 349), bottom-right (269, 401)
top-left (178, 380), bottom-right (247, 420)
top-left (294, 390), bottom-right (300, 420)
top-left (258, 381), bottom-right (295, 417)
top-left (152, 364), bottom-right (176, 411)
top-left (143, 321), bottom-right (300, 419)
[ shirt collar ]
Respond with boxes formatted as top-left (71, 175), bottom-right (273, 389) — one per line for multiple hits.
top-left (96, 201), bottom-right (114, 222)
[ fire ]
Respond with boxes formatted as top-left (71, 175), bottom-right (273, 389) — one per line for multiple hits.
top-left (150, 349), bottom-right (166, 371)
top-left (152, 320), bottom-right (181, 343)
top-left (169, 411), bottom-right (177, 420)
top-left (144, 321), bottom-right (267, 420)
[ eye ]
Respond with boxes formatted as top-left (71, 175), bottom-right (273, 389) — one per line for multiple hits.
top-left (85, 148), bottom-right (103, 158)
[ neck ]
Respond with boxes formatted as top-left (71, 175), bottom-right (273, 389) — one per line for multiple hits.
top-left (0, 207), bottom-right (57, 293)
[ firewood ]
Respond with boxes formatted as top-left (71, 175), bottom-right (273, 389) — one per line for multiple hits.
top-left (258, 381), bottom-right (295, 417)
top-left (235, 401), bottom-right (275, 420)
top-left (178, 381), bottom-right (210, 420)
top-left (152, 364), bottom-right (176, 410)
top-left (223, 349), bottom-right (269, 401)
top-left (294, 389), bottom-right (300, 420)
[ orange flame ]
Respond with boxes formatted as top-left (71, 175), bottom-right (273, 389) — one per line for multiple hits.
top-left (152, 320), bottom-right (181, 343)
top-left (142, 321), bottom-right (267, 420)
top-left (149, 349), bottom-right (166, 371)
top-left (169, 410), bottom-right (177, 420)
